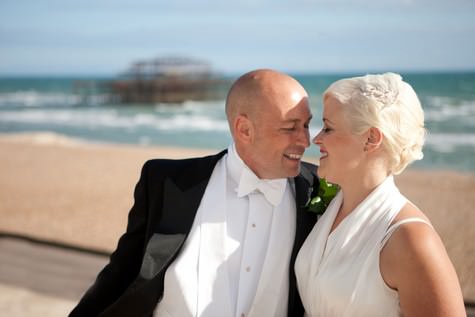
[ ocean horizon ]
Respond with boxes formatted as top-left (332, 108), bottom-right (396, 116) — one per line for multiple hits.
top-left (1, 71), bottom-right (474, 172)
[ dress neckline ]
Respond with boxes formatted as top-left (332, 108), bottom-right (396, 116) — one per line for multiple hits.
top-left (322, 176), bottom-right (398, 257)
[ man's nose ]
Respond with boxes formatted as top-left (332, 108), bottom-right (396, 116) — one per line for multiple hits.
top-left (298, 128), bottom-right (311, 148)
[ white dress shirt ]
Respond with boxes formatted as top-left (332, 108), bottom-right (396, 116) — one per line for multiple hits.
top-left (226, 143), bottom-right (288, 315)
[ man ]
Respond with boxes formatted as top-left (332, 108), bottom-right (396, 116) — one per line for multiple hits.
top-left (69, 69), bottom-right (319, 317)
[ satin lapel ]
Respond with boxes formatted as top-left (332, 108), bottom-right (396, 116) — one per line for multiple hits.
top-left (294, 164), bottom-right (318, 242)
top-left (134, 177), bottom-right (210, 281)
top-left (158, 150), bottom-right (228, 234)
top-left (287, 164), bottom-right (319, 316)
top-left (158, 177), bottom-right (209, 233)
top-left (100, 180), bottom-right (213, 317)
top-left (292, 170), bottom-right (317, 273)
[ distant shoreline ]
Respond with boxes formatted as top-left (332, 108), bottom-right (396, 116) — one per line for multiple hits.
top-left (2, 69), bottom-right (475, 78)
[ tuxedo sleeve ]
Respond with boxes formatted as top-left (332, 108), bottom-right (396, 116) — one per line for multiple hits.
top-left (69, 160), bottom-right (155, 317)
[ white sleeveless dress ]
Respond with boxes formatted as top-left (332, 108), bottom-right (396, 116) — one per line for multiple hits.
top-left (295, 176), bottom-right (431, 317)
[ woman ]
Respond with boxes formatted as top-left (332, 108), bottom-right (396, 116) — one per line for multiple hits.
top-left (295, 73), bottom-right (465, 316)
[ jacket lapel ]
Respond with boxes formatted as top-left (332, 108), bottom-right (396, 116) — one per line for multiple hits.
top-left (157, 150), bottom-right (228, 234)
top-left (287, 163), bottom-right (319, 316)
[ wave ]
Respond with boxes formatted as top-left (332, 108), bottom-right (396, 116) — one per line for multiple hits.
top-left (424, 132), bottom-right (475, 155)
top-left (0, 91), bottom-right (108, 107)
top-left (423, 96), bottom-right (475, 123)
top-left (426, 132), bottom-right (475, 146)
top-left (0, 109), bottom-right (229, 132)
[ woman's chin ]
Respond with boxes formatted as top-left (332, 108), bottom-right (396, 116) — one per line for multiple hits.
top-left (317, 168), bottom-right (325, 180)
top-left (318, 169), bottom-right (337, 184)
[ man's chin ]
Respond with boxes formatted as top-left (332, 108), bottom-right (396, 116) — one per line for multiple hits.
top-left (285, 159), bottom-right (301, 176)
top-left (286, 166), bottom-right (301, 178)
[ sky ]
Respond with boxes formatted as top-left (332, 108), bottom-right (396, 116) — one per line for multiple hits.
top-left (1, 0), bottom-right (474, 76)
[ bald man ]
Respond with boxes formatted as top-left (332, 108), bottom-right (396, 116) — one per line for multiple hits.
top-left (70, 69), bottom-right (319, 317)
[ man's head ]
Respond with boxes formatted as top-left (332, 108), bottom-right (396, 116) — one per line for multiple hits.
top-left (225, 69), bottom-right (312, 179)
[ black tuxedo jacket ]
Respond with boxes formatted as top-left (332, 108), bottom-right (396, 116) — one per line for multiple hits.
top-left (70, 150), bottom-right (318, 317)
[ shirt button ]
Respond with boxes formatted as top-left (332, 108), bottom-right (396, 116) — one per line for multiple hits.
top-left (246, 266), bottom-right (251, 272)
top-left (251, 223), bottom-right (256, 228)
top-left (241, 314), bottom-right (245, 317)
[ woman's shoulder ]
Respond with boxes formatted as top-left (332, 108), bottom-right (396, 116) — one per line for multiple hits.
top-left (383, 201), bottom-right (439, 268)
top-left (380, 201), bottom-right (449, 290)
top-left (380, 201), bottom-right (465, 315)
top-left (391, 201), bottom-right (431, 225)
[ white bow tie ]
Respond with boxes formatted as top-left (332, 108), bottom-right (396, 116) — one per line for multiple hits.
top-left (236, 166), bottom-right (287, 206)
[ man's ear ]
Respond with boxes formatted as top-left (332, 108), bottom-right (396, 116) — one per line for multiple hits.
top-left (234, 114), bottom-right (253, 143)
top-left (365, 127), bottom-right (383, 152)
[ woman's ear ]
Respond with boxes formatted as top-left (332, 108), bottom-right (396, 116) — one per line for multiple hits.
top-left (365, 127), bottom-right (383, 152)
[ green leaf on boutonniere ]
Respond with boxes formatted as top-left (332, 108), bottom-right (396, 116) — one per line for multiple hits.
top-left (305, 178), bottom-right (339, 215)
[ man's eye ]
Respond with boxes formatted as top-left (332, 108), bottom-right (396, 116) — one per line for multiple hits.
top-left (282, 127), bottom-right (296, 131)
top-left (322, 127), bottom-right (332, 133)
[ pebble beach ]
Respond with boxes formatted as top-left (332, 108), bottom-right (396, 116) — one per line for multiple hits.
top-left (0, 132), bottom-right (473, 316)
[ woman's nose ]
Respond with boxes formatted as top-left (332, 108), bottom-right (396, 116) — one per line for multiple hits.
top-left (313, 130), bottom-right (323, 145)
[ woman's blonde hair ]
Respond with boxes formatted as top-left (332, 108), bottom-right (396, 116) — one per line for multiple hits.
top-left (324, 72), bottom-right (426, 174)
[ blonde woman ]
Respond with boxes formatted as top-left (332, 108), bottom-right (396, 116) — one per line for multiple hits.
top-left (295, 73), bottom-right (465, 316)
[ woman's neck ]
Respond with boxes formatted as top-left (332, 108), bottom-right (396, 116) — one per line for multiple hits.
top-left (338, 171), bottom-right (389, 218)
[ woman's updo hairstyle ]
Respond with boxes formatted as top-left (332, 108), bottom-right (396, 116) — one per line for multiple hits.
top-left (323, 72), bottom-right (425, 174)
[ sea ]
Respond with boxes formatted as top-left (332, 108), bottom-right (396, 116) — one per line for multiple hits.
top-left (0, 72), bottom-right (474, 172)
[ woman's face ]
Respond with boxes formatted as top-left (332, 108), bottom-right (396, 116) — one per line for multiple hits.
top-left (313, 95), bottom-right (367, 184)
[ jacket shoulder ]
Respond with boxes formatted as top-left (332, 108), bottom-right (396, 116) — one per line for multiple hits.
top-left (140, 150), bottom-right (227, 189)
top-left (144, 150), bottom-right (226, 169)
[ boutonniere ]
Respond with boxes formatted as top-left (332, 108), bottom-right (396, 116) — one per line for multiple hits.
top-left (305, 178), bottom-right (339, 215)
